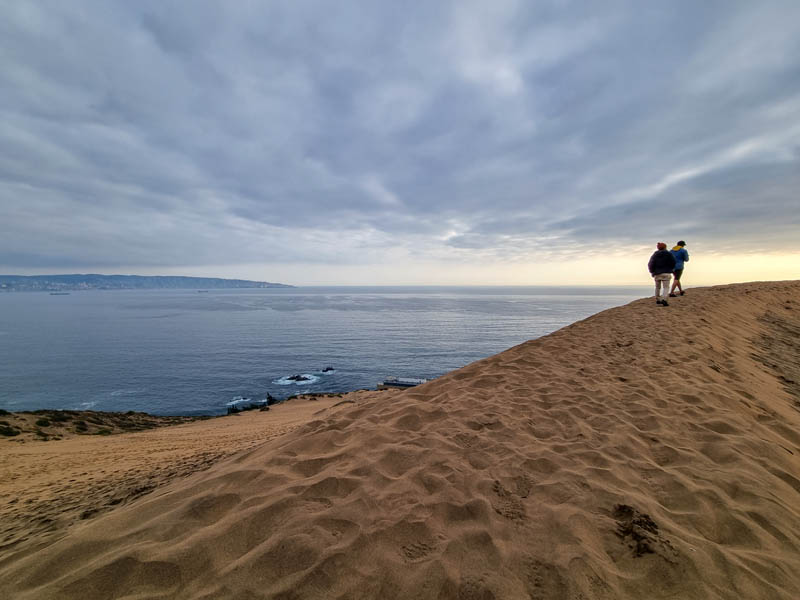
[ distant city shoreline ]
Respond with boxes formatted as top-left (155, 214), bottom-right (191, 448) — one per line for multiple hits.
top-left (0, 274), bottom-right (293, 292)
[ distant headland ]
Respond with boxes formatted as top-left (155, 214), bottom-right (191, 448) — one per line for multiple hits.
top-left (0, 274), bottom-right (293, 292)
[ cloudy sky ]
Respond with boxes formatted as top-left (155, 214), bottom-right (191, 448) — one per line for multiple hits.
top-left (2, 1), bottom-right (799, 285)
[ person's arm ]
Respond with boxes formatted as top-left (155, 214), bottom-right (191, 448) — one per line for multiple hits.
top-left (683, 249), bottom-right (689, 262)
top-left (648, 254), bottom-right (655, 274)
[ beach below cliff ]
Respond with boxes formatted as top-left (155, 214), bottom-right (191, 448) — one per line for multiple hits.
top-left (1, 280), bottom-right (799, 599)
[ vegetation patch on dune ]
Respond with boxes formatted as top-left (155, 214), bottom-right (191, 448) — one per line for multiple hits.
top-left (0, 410), bottom-right (211, 443)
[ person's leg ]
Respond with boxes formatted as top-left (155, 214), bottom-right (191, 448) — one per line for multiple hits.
top-left (656, 275), bottom-right (670, 304)
top-left (669, 270), bottom-right (679, 294)
top-left (654, 278), bottom-right (662, 303)
top-left (671, 269), bottom-right (683, 294)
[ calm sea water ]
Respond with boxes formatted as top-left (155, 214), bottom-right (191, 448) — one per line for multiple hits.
top-left (0, 286), bottom-right (647, 415)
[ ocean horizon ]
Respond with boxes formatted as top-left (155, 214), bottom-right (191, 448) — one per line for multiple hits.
top-left (0, 285), bottom-right (649, 415)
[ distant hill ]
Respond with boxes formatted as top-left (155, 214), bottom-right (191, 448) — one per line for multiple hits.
top-left (0, 274), bottom-right (293, 292)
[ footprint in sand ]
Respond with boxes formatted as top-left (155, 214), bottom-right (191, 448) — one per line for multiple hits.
top-left (401, 541), bottom-right (436, 562)
top-left (491, 480), bottom-right (526, 521)
top-left (524, 558), bottom-right (568, 600)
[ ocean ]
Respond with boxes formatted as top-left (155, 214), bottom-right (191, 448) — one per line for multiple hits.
top-left (0, 286), bottom-right (647, 415)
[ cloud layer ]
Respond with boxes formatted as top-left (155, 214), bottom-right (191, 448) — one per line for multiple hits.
top-left (2, 1), bottom-right (799, 281)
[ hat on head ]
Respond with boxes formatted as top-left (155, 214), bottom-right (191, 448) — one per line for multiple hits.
top-left (677, 240), bottom-right (686, 246)
top-left (657, 242), bottom-right (667, 250)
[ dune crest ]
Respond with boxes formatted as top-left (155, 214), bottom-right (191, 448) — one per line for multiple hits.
top-left (2, 281), bottom-right (800, 599)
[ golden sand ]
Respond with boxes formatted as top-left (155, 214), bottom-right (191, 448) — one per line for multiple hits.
top-left (1, 281), bottom-right (799, 599)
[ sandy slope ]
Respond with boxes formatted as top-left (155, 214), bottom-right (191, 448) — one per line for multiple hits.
top-left (0, 396), bottom-right (376, 557)
top-left (1, 281), bottom-right (799, 599)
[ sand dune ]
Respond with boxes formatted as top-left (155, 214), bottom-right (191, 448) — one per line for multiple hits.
top-left (0, 395), bottom-right (373, 556)
top-left (2, 281), bottom-right (799, 599)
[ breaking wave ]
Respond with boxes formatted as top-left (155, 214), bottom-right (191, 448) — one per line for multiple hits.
top-left (272, 374), bottom-right (320, 386)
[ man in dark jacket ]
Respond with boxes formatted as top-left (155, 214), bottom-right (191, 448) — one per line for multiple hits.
top-left (648, 242), bottom-right (677, 306)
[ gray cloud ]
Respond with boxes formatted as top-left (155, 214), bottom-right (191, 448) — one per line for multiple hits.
top-left (1, 1), bottom-right (799, 276)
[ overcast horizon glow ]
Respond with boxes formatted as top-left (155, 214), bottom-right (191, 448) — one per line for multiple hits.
top-left (2, 1), bottom-right (799, 286)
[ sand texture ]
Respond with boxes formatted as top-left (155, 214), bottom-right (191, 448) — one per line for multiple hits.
top-left (1, 281), bottom-right (799, 599)
top-left (0, 396), bottom-right (369, 557)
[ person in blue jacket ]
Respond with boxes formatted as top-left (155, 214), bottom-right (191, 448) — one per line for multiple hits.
top-left (669, 241), bottom-right (689, 297)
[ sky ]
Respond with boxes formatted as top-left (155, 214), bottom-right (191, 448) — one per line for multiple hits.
top-left (1, 1), bottom-right (799, 286)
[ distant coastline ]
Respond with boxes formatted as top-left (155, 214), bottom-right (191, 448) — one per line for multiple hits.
top-left (0, 274), bottom-right (293, 292)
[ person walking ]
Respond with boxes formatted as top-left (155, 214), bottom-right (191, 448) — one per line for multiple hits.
top-left (648, 242), bottom-right (676, 306)
top-left (669, 241), bottom-right (689, 297)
